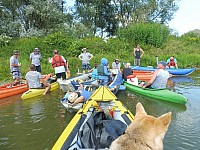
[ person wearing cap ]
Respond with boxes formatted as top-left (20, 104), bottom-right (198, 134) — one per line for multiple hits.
top-left (10, 50), bottom-right (21, 85)
top-left (78, 48), bottom-right (93, 74)
top-left (25, 64), bottom-right (51, 95)
top-left (166, 56), bottom-right (178, 68)
top-left (30, 48), bottom-right (42, 72)
top-left (133, 44), bottom-right (144, 66)
top-left (112, 59), bottom-right (121, 70)
top-left (140, 61), bottom-right (170, 89)
top-left (48, 50), bottom-right (69, 80)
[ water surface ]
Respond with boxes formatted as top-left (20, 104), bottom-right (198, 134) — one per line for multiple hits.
top-left (0, 71), bottom-right (200, 150)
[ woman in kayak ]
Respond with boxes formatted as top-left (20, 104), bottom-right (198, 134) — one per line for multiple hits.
top-left (67, 84), bottom-right (91, 106)
top-left (140, 61), bottom-right (170, 89)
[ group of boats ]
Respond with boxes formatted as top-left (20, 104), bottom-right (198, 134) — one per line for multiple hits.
top-left (0, 65), bottom-right (195, 149)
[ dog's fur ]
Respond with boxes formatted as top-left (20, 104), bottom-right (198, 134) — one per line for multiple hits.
top-left (110, 102), bottom-right (171, 150)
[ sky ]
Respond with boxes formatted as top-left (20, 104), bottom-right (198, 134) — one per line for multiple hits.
top-left (65, 0), bottom-right (200, 36)
top-left (168, 0), bottom-right (200, 35)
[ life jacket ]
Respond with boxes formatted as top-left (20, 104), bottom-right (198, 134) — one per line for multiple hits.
top-left (97, 64), bottom-right (106, 76)
top-left (52, 54), bottom-right (65, 68)
top-left (167, 59), bottom-right (176, 67)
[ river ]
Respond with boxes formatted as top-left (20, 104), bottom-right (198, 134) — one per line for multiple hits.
top-left (0, 71), bottom-right (200, 150)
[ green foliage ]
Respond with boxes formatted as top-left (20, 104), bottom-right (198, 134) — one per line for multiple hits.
top-left (118, 23), bottom-right (170, 48)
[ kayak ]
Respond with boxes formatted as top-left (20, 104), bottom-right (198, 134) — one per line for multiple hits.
top-left (124, 82), bottom-right (187, 105)
top-left (58, 73), bottom-right (92, 92)
top-left (52, 86), bottom-right (134, 150)
top-left (21, 79), bottom-right (58, 100)
top-left (0, 83), bottom-right (28, 99)
top-left (60, 84), bottom-right (126, 111)
top-left (130, 66), bottom-right (195, 76)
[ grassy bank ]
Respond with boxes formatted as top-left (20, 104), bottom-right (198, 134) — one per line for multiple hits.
top-left (0, 35), bottom-right (200, 82)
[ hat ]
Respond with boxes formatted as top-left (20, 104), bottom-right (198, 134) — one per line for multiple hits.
top-left (13, 50), bottom-right (19, 55)
top-left (115, 59), bottom-right (120, 61)
top-left (82, 48), bottom-right (87, 52)
top-left (34, 48), bottom-right (39, 52)
top-left (68, 92), bottom-right (78, 103)
top-left (158, 61), bottom-right (167, 67)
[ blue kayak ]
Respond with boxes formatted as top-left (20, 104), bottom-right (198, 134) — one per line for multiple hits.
top-left (130, 66), bottom-right (195, 76)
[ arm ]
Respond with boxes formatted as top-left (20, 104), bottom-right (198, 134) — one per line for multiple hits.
top-left (133, 49), bottom-right (136, 56)
top-left (140, 49), bottom-right (144, 58)
top-left (89, 54), bottom-right (93, 60)
top-left (78, 54), bottom-right (82, 60)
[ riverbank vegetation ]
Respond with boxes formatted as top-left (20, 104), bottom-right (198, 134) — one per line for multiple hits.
top-left (0, 0), bottom-right (200, 82)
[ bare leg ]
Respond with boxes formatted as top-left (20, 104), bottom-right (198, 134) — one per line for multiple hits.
top-left (43, 83), bottom-right (51, 95)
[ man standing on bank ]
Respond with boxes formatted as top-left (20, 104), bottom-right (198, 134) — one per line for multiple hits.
top-left (30, 48), bottom-right (42, 72)
top-left (133, 44), bottom-right (144, 66)
top-left (78, 48), bottom-right (93, 74)
top-left (49, 50), bottom-right (68, 80)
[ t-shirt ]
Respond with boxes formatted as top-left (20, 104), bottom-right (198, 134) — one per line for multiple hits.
top-left (25, 71), bottom-right (42, 88)
top-left (30, 52), bottom-right (42, 66)
top-left (112, 62), bottom-right (121, 70)
top-left (10, 56), bottom-right (20, 72)
top-left (79, 52), bottom-right (93, 64)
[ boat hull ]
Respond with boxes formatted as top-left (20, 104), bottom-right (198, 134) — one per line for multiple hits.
top-left (0, 84), bottom-right (28, 99)
top-left (124, 82), bottom-right (187, 104)
top-left (130, 66), bottom-right (195, 76)
top-left (21, 82), bottom-right (59, 100)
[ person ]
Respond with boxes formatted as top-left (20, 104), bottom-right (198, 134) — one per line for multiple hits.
top-left (78, 48), bottom-right (93, 74)
top-left (97, 58), bottom-right (111, 86)
top-left (30, 48), bottom-right (42, 72)
top-left (112, 59), bottom-right (121, 70)
top-left (108, 69), bottom-right (123, 92)
top-left (48, 50), bottom-right (69, 80)
top-left (122, 63), bottom-right (132, 81)
top-left (25, 64), bottom-right (51, 95)
top-left (67, 84), bottom-right (91, 106)
top-left (90, 64), bottom-right (99, 80)
top-left (166, 56), bottom-right (178, 68)
top-left (10, 50), bottom-right (22, 86)
top-left (133, 44), bottom-right (144, 66)
top-left (140, 61), bottom-right (170, 89)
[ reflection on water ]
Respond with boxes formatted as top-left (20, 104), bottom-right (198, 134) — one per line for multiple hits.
top-left (0, 71), bottom-right (200, 150)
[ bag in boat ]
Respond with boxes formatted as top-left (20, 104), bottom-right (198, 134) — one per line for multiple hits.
top-left (79, 111), bottom-right (127, 149)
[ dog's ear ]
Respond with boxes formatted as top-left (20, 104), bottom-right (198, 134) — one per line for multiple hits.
top-left (136, 102), bottom-right (147, 115)
top-left (157, 112), bottom-right (172, 127)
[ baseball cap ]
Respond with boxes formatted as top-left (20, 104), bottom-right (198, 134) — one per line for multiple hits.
top-left (158, 61), bottom-right (167, 67)
top-left (13, 50), bottom-right (19, 55)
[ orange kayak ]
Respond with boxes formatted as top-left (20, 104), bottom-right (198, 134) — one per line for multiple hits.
top-left (0, 74), bottom-right (53, 99)
top-left (0, 83), bottom-right (28, 99)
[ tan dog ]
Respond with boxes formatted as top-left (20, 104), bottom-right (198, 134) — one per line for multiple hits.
top-left (110, 102), bottom-right (171, 150)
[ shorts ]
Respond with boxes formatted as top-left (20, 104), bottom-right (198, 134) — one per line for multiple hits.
top-left (82, 63), bottom-right (91, 70)
top-left (56, 72), bottom-right (66, 80)
top-left (12, 71), bottom-right (21, 80)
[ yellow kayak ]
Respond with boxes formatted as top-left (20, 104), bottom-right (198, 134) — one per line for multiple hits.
top-left (52, 86), bottom-right (134, 150)
top-left (21, 81), bottom-right (59, 100)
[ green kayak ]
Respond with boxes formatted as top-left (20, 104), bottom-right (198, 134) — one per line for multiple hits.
top-left (124, 82), bottom-right (187, 105)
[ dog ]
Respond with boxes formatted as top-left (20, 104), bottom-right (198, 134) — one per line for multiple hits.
top-left (110, 102), bottom-right (172, 150)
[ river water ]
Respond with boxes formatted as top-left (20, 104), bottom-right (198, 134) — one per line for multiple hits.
top-left (0, 71), bottom-right (200, 150)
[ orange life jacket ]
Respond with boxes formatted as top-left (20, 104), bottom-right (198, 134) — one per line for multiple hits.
top-left (52, 54), bottom-right (65, 68)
